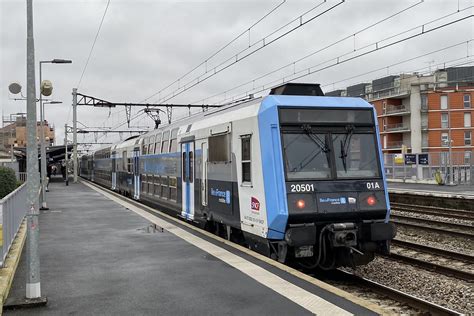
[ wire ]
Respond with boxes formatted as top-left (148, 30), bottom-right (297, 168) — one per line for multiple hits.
top-left (216, 13), bottom-right (473, 104)
top-left (76, 0), bottom-right (111, 89)
top-left (141, 0), bottom-right (287, 103)
top-left (192, 0), bottom-right (426, 105)
top-left (149, 0), bottom-right (346, 104)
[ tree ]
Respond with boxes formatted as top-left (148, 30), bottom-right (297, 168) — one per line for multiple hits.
top-left (0, 166), bottom-right (18, 199)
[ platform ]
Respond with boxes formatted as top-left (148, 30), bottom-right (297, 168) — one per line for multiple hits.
top-left (4, 180), bottom-right (379, 315)
top-left (388, 182), bottom-right (474, 199)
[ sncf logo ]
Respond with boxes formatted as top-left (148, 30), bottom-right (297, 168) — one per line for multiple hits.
top-left (251, 197), bottom-right (260, 211)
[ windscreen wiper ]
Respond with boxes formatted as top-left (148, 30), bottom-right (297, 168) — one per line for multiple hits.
top-left (339, 124), bottom-right (355, 172)
top-left (301, 124), bottom-right (329, 153)
top-left (292, 124), bottom-right (331, 172)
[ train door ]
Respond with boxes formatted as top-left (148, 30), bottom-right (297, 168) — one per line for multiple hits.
top-left (133, 148), bottom-right (140, 200)
top-left (201, 142), bottom-right (208, 208)
top-left (181, 141), bottom-right (195, 220)
top-left (111, 151), bottom-right (117, 190)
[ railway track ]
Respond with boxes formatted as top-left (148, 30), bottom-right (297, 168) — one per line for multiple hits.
top-left (390, 202), bottom-right (474, 221)
top-left (387, 240), bottom-right (474, 282)
top-left (331, 270), bottom-right (463, 316)
top-left (391, 214), bottom-right (474, 239)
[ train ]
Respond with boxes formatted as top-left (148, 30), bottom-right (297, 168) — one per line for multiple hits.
top-left (80, 83), bottom-right (396, 269)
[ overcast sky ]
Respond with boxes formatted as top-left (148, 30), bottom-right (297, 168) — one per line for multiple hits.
top-left (1, 0), bottom-right (473, 152)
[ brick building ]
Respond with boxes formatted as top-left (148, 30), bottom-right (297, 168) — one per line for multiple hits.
top-left (327, 66), bottom-right (473, 163)
top-left (0, 114), bottom-right (55, 151)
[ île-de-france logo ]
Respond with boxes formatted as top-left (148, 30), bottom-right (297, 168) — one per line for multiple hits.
top-left (251, 197), bottom-right (260, 211)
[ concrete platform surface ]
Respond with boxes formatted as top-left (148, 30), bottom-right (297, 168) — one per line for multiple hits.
top-left (4, 181), bottom-right (377, 316)
top-left (388, 182), bottom-right (474, 198)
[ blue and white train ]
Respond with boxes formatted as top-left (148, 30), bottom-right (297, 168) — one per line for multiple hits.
top-left (80, 83), bottom-right (396, 268)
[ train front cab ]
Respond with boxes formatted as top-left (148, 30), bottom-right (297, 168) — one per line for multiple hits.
top-left (259, 95), bottom-right (396, 268)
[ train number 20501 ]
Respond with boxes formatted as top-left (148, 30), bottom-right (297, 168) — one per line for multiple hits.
top-left (290, 184), bottom-right (315, 192)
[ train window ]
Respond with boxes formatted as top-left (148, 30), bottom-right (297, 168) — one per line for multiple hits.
top-left (170, 128), bottom-right (179, 152)
top-left (332, 133), bottom-right (379, 178)
top-left (241, 135), bottom-right (251, 183)
top-left (209, 134), bottom-right (229, 162)
top-left (122, 151), bottom-right (127, 171)
top-left (149, 136), bottom-right (156, 155)
top-left (282, 133), bottom-right (331, 180)
top-left (154, 133), bottom-right (162, 154)
top-left (161, 131), bottom-right (170, 154)
top-left (189, 151), bottom-right (194, 183)
top-left (142, 138), bottom-right (148, 155)
top-left (154, 175), bottom-right (161, 196)
top-left (141, 175), bottom-right (147, 193)
top-left (169, 177), bottom-right (177, 201)
top-left (161, 176), bottom-right (169, 199)
top-left (182, 152), bottom-right (187, 180)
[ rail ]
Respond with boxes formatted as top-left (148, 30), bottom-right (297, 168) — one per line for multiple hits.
top-left (0, 183), bottom-right (27, 267)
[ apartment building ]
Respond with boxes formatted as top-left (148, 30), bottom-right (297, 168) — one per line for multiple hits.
top-left (0, 114), bottom-right (55, 150)
top-left (327, 66), bottom-right (474, 162)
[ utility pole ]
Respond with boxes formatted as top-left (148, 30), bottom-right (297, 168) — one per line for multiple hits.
top-left (25, 0), bottom-right (43, 300)
top-left (448, 100), bottom-right (454, 185)
top-left (72, 88), bottom-right (78, 183)
top-left (39, 62), bottom-right (48, 210)
top-left (65, 124), bottom-right (69, 186)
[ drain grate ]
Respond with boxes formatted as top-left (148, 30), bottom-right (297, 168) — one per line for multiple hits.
top-left (138, 223), bottom-right (165, 234)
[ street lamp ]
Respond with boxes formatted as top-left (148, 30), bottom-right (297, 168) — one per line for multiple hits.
top-left (39, 59), bottom-right (71, 210)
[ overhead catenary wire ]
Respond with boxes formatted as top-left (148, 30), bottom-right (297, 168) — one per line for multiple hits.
top-left (76, 0), bottom-right (111, 90)
top-left (194, 3), bottom-right (470, 105)
top-left (146, 0), bottom-right (346, 104)
top-left (215, 13), bottom-right (473, 104)
top-left (141, 0), bottom-right (287, 103)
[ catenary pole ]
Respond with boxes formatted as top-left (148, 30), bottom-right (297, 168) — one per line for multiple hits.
top-left (39, 61), bottom-right (48, 209)
top-left (65, 124), bottom-right (69, 186)
top-left (72, 88), bottom-right (78, 183)
top-left (26, 0), bottom-right (42, 299)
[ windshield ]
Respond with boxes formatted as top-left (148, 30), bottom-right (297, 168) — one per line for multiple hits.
top-left (332, 133), bottom-right (379, 178)
top-left (282, 133), bottom-right (331, 180)
top-left (281, 132), bottom-right (380, 180)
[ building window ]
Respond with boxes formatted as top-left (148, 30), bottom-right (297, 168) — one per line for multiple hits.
top-left (441, 133), bottom-right (449, 147)
top-left (241, 135), bottom-right (251, 183)
top-left (441, 113), bottom-right (449, 128)
top-left (464, 94), bottom-right (471, 108)
top-left (382, 118), bottom-right (387, 131)
top-left (465, 131), bottom-right (472, 145)
top-left (421, 94), bottom-right (428, 109)
top-left (440, 95), bottom-right (448, 110)
top-left (465, 112), bottom-right (471, 127)
top-left (465, 151), bottom-right (472, 164)
top-left (382, 101), bottom-right (387, 114)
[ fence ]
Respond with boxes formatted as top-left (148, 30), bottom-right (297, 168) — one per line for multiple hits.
top-left (384, 152), bottom-right (473, 185)
top-left (0, 184), bottom-right (27, 267)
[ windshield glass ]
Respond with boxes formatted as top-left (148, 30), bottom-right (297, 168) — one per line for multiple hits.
top-left (282, 133), bottom-right (331, 180)
top-left (332, 133), bottom-right (379, 178)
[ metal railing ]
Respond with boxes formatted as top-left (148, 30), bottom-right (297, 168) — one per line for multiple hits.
top-left (0, 183), bottom-right (27, 267)
top-left (18, 172), bottom-right (27, 183)
top-left (385, 141), bottom-right (408, 149)
top-left (367, 87), bottom-right (410, 101)
top-left (384, 152), bottom-right (473, 185)
top-left (385, 105), bottom-right (410, 115)
top-left (384, 123), bottom-right (410, 132)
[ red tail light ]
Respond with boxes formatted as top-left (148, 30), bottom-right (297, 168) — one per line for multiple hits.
top-left (367, 196), bottom-right (377, 206)
top-left (296, 199), bottom-right (306, 209)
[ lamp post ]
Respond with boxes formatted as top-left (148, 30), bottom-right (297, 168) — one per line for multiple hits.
top-left (39, 59), bottom-right (71, 210)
